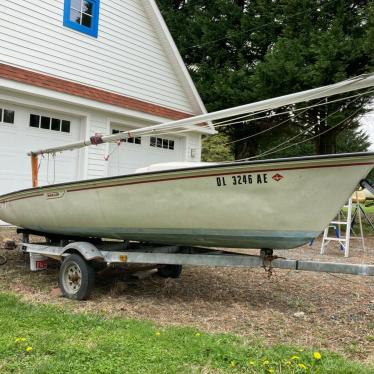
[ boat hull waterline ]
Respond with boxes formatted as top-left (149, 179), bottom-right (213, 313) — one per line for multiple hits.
top-left (0, 153), bottom-right (373, 249)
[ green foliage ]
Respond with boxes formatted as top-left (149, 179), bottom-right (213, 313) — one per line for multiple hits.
top-left (157, 0), bottom-right (373, 160)
top-left (0, 293), bottom-right (373, 373)
top-left (249, 0), bottom-right (372, 157)
top-left (201, 133), bottom-right (234, 161)
top-left (336, 128), bottom-right (370, 153)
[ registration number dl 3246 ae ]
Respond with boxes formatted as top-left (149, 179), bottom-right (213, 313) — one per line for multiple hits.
top-left (216, 173), bottom-right (269, 187)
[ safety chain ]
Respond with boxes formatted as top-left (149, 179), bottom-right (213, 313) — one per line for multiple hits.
top-left (262, 255), bottom-right (276, 279)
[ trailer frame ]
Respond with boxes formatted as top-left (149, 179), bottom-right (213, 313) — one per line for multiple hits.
top-left (17, 229), bottom-right (374, 300)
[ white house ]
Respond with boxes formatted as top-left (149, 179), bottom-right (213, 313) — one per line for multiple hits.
top-left (0, 0), bottom-right (214, 196)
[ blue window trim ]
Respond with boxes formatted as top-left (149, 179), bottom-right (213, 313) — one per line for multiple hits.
top-left (63, 0), bottom-right (100, 38)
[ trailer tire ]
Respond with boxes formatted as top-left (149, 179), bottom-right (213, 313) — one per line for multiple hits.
top-left (59, 254), bottom-right (95, 300)
top-left (157, 264), bottom-right (182, 278)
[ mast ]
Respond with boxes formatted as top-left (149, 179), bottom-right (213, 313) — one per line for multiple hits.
top-left (29, 73), bottom-right (374, 187)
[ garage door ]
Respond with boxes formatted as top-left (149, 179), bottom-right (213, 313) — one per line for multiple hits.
top-left (108, 124), bottom-right (184, 176)
top-left (0, 102), bottom-right (82, 195)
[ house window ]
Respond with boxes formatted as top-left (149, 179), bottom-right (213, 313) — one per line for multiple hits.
top-left (112, 129), bottom-right (141, 145)
top-left (0, 108), bottom-right (15, 124)
top-left (29, 114), bottom-right (71, 133)
top-left (61, 120), bottom-right (71, 133)
top-left (63, 0), bottom-right (100, 38)
top-left (40, 116), bottom-right (51, 130)
top-left (150, 137), bottom-right (175, 150)
top-left (51, 118), bottom-right (61, 131)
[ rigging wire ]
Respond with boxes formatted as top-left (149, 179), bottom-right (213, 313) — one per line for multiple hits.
top-left (109, 78), bottom-right (349, 141)
top-left (240, 101), bottom-right (359, 160)
top-left (256, 90), bottom-right (373, 160)
top-left (226, 88), bottom-right (373, 162)
top-left (134, 86), bottom-right (340, 138)
top-left (53, 154), bottom-right (56, 184)
top-left (208, 83), bottom-right (343, 129)
top-left (123, 89), bottom-right (373, 142)
top-left (46, 154), bottom-right (50, 185)
top-left (46, 154), bottom-right (56, 185)
top-left (221, 90), bottom-right (373, 146)
top-left (170, 89), bottom-right (367, 138)
top-left (45, 153), bottom-right (56, 184)
top-left (104, 140), bottom-right (123, 162)
top-left (204, 86), bottom-right (373, 130)
top-left (222, 99), bottom-right (327, 146)
top-left (235, 101), bottom-right (368, 162)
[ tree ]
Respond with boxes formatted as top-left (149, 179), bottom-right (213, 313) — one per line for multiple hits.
top-left (201, 133), bottom-right (234, 161)
top-left (157, 0), bottom-right (373, 159)
top-left (336, 127), bottom-right (370, 153)
top-left (250, 0), bottom-right (373, 156)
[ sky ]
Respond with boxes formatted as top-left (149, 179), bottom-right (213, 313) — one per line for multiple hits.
top-left (360, 111), bottom-right (374, 151)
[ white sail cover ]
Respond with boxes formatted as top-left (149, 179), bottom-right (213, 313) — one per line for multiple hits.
top-left (30, 73), bottom-right (374, 156)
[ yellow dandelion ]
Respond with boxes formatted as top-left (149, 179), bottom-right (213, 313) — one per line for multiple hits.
top-left (248, 361), bottom-right (255, 366)
top-left (195, 333), bottom-right (201, 337)
top-left (229, 361), bottom-right (237, 368)
top-left (268, 369), bottom-right (275, 373)
top-left (262, 360), bottom-right (270, 366)
top-left (15, 338), bottom-right (21, 343)
top-left (285, 361), bottom-right (292, 365)
top-left (313, 351), bottom-right (321, 360)
top-left (291, 355), bottom-right (300, 360)
top-left (25, 346), bottom-right (33, 353)
top-left (155, 331), bottom-right (161, 336)
top-left (298, 363), bottom-right (307, 370)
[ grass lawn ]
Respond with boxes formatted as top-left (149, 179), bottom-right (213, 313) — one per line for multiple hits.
top-left (0, 294), bottom-right (372, 373)
top-left (361, 204), bottom-right (374, 214)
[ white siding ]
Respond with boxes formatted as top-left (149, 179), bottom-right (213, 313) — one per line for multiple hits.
top-left (184, 133), bottom-right (202, 162)
top-left (0, 0), bottom-right (196, 113)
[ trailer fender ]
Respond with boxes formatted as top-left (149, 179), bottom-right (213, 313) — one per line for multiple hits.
top-left (62, 242), bottom-right (104, 261)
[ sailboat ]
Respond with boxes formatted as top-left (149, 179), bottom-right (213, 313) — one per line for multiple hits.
top-left (0, 74), bottom-right (373, 250)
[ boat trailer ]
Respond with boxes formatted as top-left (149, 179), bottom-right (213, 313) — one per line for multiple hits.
top-left (16, 229), bottom-right (374, 301)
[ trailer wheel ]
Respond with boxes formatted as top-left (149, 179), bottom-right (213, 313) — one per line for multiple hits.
top-left (59, 254), bottom-right (95, 300)
top-left (157, 264), bottom-right (182, 278)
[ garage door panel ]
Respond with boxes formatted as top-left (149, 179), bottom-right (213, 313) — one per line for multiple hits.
top-left (108, 127), bottom-right (184, 177)
top-left (0, 103), bottom-right (81, 195)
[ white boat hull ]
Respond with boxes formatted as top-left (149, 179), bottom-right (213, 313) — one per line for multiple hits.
top-left (0, 153), bottom-right (373, 249)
